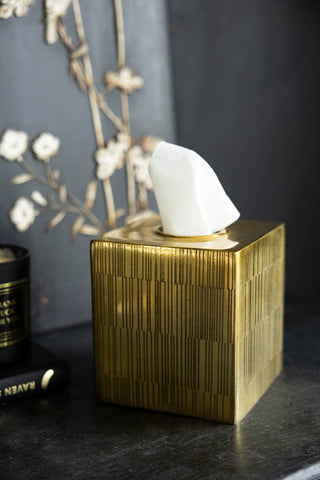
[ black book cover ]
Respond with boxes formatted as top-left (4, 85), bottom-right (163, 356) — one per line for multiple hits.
top-left (0, 342), bottom-right (69, 402)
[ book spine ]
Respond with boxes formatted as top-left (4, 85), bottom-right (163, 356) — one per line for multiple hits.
top-left (0, 359), bottom-right (69, 401)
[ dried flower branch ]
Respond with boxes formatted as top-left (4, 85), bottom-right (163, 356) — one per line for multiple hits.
top-left (95, 133), bottom-right (131, 180)
top-left (1, 129), bottom-right (106, 238)
top-left (0, 0), bottom-right (34, 19)
top-left (1, 0), bottom-right (163, 241)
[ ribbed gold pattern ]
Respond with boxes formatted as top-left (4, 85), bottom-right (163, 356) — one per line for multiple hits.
top-left (91, 219), bottom-right (285, 423)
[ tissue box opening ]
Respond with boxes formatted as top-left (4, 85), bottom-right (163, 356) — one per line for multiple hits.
top-left (90, 217), bottom-right (285, 424)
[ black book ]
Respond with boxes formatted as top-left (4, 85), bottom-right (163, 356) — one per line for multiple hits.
top-left (0, 342), bottom-right (69, 402)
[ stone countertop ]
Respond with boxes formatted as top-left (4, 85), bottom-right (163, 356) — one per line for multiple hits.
top-left (0, 304), bottom-right (320, 480)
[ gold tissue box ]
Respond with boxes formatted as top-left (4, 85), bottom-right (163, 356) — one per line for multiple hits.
top-left (90, 215), bottom-right (285, 423)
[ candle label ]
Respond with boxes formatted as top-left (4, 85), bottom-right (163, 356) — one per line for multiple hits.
top-left (0, 278), bottom-right (29, 348)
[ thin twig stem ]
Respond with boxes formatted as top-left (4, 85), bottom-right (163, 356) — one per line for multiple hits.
top-left (95, 89), bottom-right (124, 131)
top-left (20, 161), bottom-right (105, 231)
top-left (114, 0), bottom-right (125, 68)
top-left (72, 0), bottom-right (104, 149)
top-left (126, 152), bottom-right (136, 215)
top-left (113, 0), bottom-right (136, 215)
top-left (72, 0), bottom-right (118, 229)
top-left (42, 204), bottom-right (80, 214)
top-left (138, 183), bottom-right (148, 211)
top-left (120, 92), bottom-right (130, 133)
top-left (103, 178), bottom-right (116, 229)
top-left (44, 162), bottom-right (55, 184)
top-left (57, 21), bottom-right (124, 131)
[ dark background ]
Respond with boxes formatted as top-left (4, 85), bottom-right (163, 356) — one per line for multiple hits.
top-left (169, 0), bottom-right (320, 306)
top-left (1, 0), bottom-right (319, 333)
top-left (0, 0), bottom-right (175, 332)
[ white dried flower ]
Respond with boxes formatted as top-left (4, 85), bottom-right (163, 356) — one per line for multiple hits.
top-left (95, 136), bottom-right (130, 180)
top-left (10, 197), bottom-right (37, 232)
top-left (116, 132), bottom-right (132, 151)
top-left (0, 130), bottom-right (28, 161)
top-left (134, 159), bottom-right (153, 190)
top-left (104, 67), bottom-right (144, 94)
top-left (31, 191), bottom-right (48, 207)
top-left (96, 164), bottom-right (113, 181)
top-left (128, 145), bottom-right (144, 166)
top-left (32, 133), bottom-right (60, 161)
top-left (0, 0), bottom-right (34, 19)
top-left (128, 147), bottom-right (153, 190)
top-left (95, 147), bottom-right (121, 180)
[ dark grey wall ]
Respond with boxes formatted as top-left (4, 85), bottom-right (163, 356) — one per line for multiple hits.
top-left (169, 0), bottom-right (320, 305)
top-left (1, 0), bottom-right (319, 335)
top-left (0, 0), bottom-right (175, 332)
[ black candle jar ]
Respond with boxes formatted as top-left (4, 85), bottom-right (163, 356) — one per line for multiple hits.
top-left (0, 245), bottom-right (30, 365)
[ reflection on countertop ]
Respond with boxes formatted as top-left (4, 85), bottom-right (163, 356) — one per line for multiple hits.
top-left (0, 303), bottom-right (319, 480)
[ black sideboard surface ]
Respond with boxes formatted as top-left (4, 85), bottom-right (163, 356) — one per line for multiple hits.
top-left (0, 304), bottom-right (319, 480)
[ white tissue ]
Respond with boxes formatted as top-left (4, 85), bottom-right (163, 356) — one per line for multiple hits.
top-left (149, 142), bottom-right (240, 236)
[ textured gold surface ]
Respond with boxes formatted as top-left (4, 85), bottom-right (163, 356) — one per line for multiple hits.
top-left (91, 217), bottom-right (285, 423)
